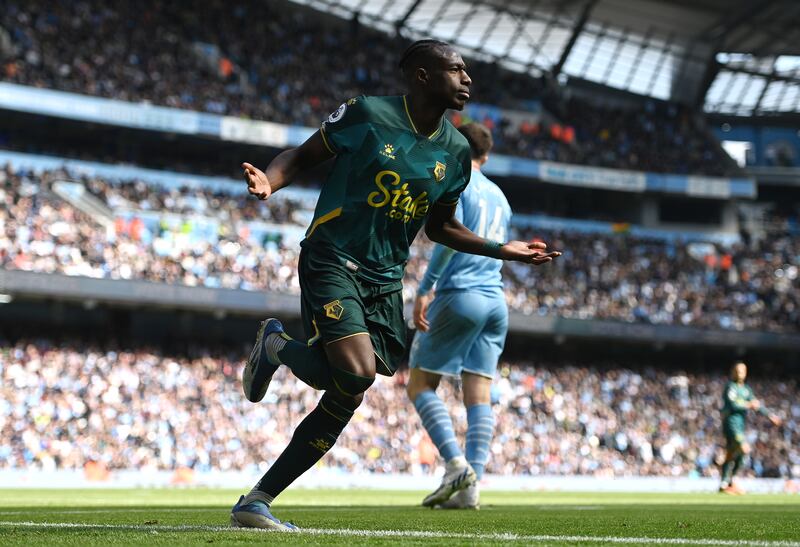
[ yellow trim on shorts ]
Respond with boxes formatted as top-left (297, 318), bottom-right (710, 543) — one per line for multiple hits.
top-left (374, 351), bottom-right (392, 376)
top-left (306, 207), bottom-right (343, 237)
top-left (307, 319), bottom-right (321, 346)
top-left (325, 332), bottom-right (370, 345)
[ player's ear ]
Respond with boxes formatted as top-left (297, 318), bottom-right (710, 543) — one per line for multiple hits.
top-left (416, 67), bottom-right (429, 85)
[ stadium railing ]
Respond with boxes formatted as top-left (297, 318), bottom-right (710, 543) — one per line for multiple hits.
top-left (3, 269), bottom-right (799, 351)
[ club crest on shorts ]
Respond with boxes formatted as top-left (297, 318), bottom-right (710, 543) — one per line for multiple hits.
top-left (433, 161), bottom-right (446, 182)
top-left (323, 299), bottom-right (344, 320)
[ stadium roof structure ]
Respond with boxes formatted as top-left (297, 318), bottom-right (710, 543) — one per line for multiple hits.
top-left (289, 0), bottom-right (800, 115)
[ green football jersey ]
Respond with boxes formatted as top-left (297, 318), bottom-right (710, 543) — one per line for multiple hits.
top-left (722, 380), bottom-right (770, 430)
top-left (301, 95), bottom-right (472, 284)
top-left (722, 381), bottom-right (754, 427)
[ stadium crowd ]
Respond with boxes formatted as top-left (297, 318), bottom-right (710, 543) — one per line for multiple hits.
top-left (2, 164), bottom-right (798, 332)
top-left (1, 339), bottom-right (796, 479)
top-left (0, 0), bottom-right (729, 175)
top-left (1, 164), bottom-right (303, 293)
top-left (494, 226), bottom-right (799, 333)
top-left (498, 96), bottom-right (726, 175)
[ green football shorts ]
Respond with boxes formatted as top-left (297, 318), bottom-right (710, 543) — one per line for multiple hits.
top-left (298, 247), bottom-right (406, 376)
top-left (723, 419), bottom-right (746, 451)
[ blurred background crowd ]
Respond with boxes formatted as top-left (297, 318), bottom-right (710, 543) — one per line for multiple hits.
top-left (3, 164), bottom-right (797, 332)
top-left (2, 339), bottom-right (796, 478)
top-left (0, 0), bottom-right (730, 175)
top-left (1, 0), bottom-right (798, 487)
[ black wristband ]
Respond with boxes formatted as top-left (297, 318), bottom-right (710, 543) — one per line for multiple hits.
top-left (482, 240), bottom-right (504, 259)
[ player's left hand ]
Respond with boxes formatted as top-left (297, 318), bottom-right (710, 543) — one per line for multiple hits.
top-left (769, 414), bottom-right (782, 427)
top-left (413, 292), bottom-right (434, 332)
top-left (500, 240), bottom-right (561, 265)
top-left (242, 162), bottom-right (272, 200)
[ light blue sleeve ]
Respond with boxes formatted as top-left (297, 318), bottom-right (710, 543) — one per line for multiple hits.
top-left (455, 199), bottom-right (464, 224)
top-left (418, 202), bottom-right (463, 295)
top-left (417, 244), bottom-right (455, 295)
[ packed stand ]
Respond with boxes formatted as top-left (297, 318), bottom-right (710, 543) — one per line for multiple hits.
top-left (0, 164), bottom-right (302, 292)
top-left (1, 0), bottom-right (729, 175)
top-left (495, 96), bottom-right (729, 175)
top-left (1, 338), bottom-right (796, 478)
top-left (407, 226), bottom-right (800, 333)
top-left (0, 0), bottom-right (538, 125)
top-left (81, 173), bottom-right (310, 227)
top-left (3, 164), bottom-right (798, 332)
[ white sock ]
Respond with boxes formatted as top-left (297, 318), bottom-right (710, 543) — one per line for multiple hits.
top-left (243, 489), bottom-right (275, 507)
top-left (265, 333), bottom-right (288, 365)
top-left (446, 455), bottom-right (468, 470)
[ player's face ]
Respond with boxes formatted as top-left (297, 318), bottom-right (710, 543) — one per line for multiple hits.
top-left (732, 363), bottom-right (747, 382)
top-left (427, 49), bottom-right (472, 110)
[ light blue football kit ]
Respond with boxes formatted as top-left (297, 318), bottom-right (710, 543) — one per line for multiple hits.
top-left (409, 167), bottom-right (511, 379)
top-left (410, 166), bottom-right (511, 488)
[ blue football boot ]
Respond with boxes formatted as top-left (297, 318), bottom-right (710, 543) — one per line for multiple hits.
top-left (230, 495), bottom-right (298, 531)
top-left (243, 318), bottom-right (285, 402)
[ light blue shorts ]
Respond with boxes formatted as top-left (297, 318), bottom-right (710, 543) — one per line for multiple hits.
top-left (409, 289), bottom-right (508, 379)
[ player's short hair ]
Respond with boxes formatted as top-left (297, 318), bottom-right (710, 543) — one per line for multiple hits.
top-left (398, 39), bottom-right (451, 76)
top-left (458, 123), bottom-right (493, 159)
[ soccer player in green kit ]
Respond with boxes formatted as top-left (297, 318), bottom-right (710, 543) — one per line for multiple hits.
top-left (229, 40), bottom-right (561, 530)
top-left (719, 361), bottom-right (782, 495)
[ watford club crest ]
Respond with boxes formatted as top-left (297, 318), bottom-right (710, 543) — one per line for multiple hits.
top-left (323, 300), bottom-right (344, 320)
top-left (433, 161), bottom-right (446, 183)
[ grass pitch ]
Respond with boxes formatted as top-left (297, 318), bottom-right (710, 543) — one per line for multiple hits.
top-left (1, 488), bottom-right (799, 545)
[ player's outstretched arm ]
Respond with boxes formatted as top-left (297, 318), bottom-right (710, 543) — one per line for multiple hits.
top-left (750, 398), bottom-right (781, 424)
top-left (425, 202), bottom-right (561, 265)
top-left (242, 131), bottom-right (334, 200)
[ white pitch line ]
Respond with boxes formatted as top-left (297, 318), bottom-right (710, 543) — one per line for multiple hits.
top-left (1, 521), bottom-right (799, 546)
top-left (536, 505), bottom-right (601, 511)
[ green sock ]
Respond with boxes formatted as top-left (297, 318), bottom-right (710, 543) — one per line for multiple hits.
top-left (731, 454), bottom-right (745, 479)
top-left (721, 460), bottom-right (734, 486)
top-left (254, 392), bottom-right (355, 498)
top-left (277, 339), bottom-right (333, 390)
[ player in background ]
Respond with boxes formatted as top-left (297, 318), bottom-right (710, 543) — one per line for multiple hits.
top-left (406, 122), bottom-right (510, 510)
top-left (719, 361), bottom-right (782, 495)
top-left (231, 40), bottom-right (561, 530)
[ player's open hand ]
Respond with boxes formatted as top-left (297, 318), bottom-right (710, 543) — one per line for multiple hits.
top-left (242, 162), bottom-right (272, 200)
top-left (413, 292), bottom-right (434, 332)
top-left (769, 414), bottom-right (782, 427)
top-left (500, 240), bottom-right (561, 265)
